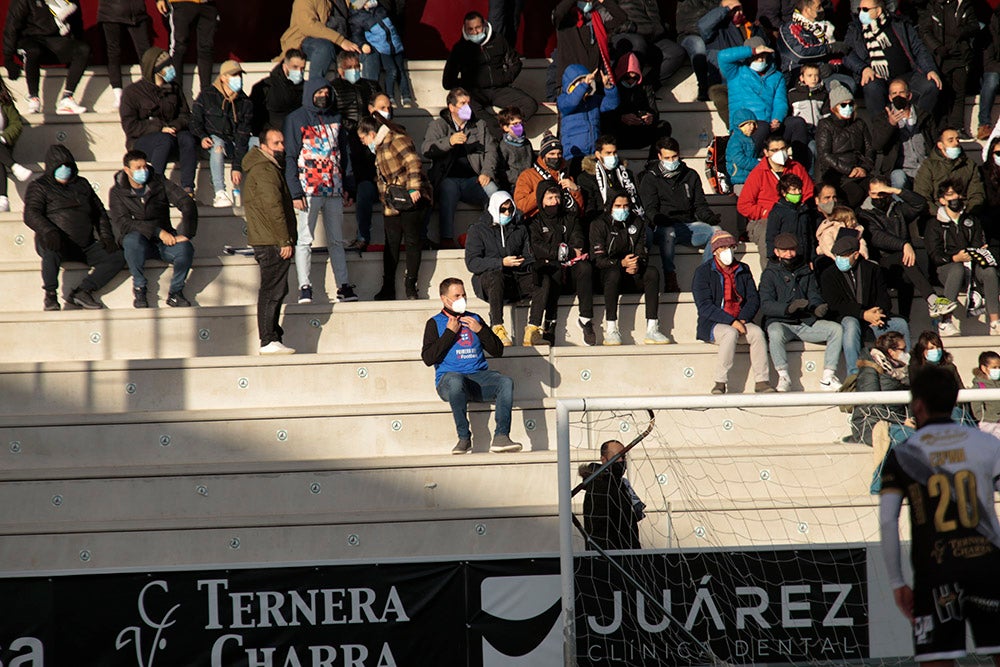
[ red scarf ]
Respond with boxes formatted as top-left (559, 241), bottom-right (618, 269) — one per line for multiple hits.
top-left (717, 260), bottom-right (743, 319)
top-left (579, 8), bottom-right (616, 87)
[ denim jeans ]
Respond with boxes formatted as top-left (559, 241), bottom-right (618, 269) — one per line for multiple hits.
top-left (209, 134), bottom-right (258, 193)
top-left (766, 320), bottom-right (843, 372)
top-left (294, 195), bottom-right (350, 290)
top-left (437, 176), bottom-right (495, 240)
top-left (379, 51), bottom-right (413, 101)
top-left (436, 370), bottom-right (514, 439)
top-left (122, 231), bottom-right (194, 294)
top-left (354, 179), bottom-right (379, 243)
top-left (647, 221), bottom-right (720, 274)
top-left (301, 37), bottom-right (336, 81)
top-left (841, 315), bottom-right (910, 376)
top-left (981, 72), bottom-right (1000, 126)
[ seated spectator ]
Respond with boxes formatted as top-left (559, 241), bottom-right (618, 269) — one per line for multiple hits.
top-left (98, 0), bottom-right (152, 110)
top-left (552, 0), bottom-right (629, 97)
top-left (815, 181), bottom-right (838, 218)
top-left (778, 0), bottom-right (851, 86)
top-left (526, 180), bottom-right (596, 346)
top-left (609, 0), bottom-right (686, 88)
top-left (443, 12), bottom-right (538, 135)
top-left (909, 329), bottom-right (964, 386)
top-left (971, 350), bottom-right (1000, 438)
top-left (464, 190), bottom-right (534, 346)
top-left (591, 192), bottom-right (671, 345)
top-left (926, 180), bottom-right (1000, 337)
top-left (513, 133), bottom-right (584, 218)
top-left (120, 47), bottom-right (197, 197)
top-left (250, 48), bottom-right (307, 135)
top-left (191, 60), bottom-right (254, 208)
top-left (639, 137), bottom-right (722, 293)
top-left (727, 110), bottom-right (760, 188)
top-left (3, 0), bottom-right (90, 114)
top-left (348, 0), bottom-right (413, 106)
top-left (851, 330), bottom-right (910, 444)
top-left (23, 145), bottom-right (125, 311)
top-left (979, 7), bottom-right (1000, 141)
top-left (422, 88), bottom-right (499, 249)
top-left (982, 137), bottom-right (1000, 255)
top-left (763, 172), bottom-right (815, 269)
top-left (870, 78), bottom-right (933, 190)
top-left (601, 53), bottom-right (672, 154)
top-left (497, 106), bottom-right (534, 192)
top-left (787, 63), bottom-right (829, 137)
top-left (914, 126), bottom-right (985, 215)
top-left (557, 65), bottom-right (619, 161)
top-left (109, 149), bottom-right (197, 309)
top-left (579, 439), bottom-right (644, 549)
top-left (0, 78), bottom-right (32, 212)
top-left (859, 176), bottom-right (947, 320)
top-left (814, 81), bottom-right (873, 208)
top-left (578, 135), bottom-right (643, 229)
top-left (759, 232), bottom-right (842, 391)
top-left (917, 0), bottom-right (977, 139)
top-left (279, 0), bottom-right (360, 81)
top-left (421, 276), bottom-right (523, 455)
top-left (843, 0), bottom-right (942, 118)
top-left (815, 204), bottom-right (867, 275)
top-left (693, 230), bottom-right (774, 394)
top-left (820, 232), bottom-right (909, 376)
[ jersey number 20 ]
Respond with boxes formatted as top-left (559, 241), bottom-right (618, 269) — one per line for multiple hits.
top-left (928, 471), bottom-right (980, 532)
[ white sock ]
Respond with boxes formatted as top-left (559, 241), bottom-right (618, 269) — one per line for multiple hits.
top-left (605, 320), bottom-right (618, 332)
top-left (778, 369), bottom-right (791, 380)
top-left (646, 319), bottom-right (659, 330)
top-left (579, 317), bottom-right (591, 325)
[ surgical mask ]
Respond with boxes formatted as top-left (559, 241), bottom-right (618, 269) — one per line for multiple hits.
top-left (449, 297), bottom-right (467, 314)
top-left (897, 351), bottom-right (910, 365)
top-left (376, 109), bottom-right (392, 120)
top-left (770, 149), bottom-right (788, 166)
top-left (54, 164), bottom-right (72, 181)
top-left (509, 123), bottom-right (524, 138)
top-left (946, 198), bottom-right (964, 213)
top-left (499, 211), bottom-right (514, 225)
top-left (544, 157), bottom-right (561, 170)
top-left (858, 9), bottom-right (872, 25)
top-left (457, 104), bottom-right (473, 122)
top-left (718, 248), bottom-right (734, 266)
top-left (602, 155), bottom-right (618, 170)
top-left (227, 76), bottom-right (243, 93)
top-left (994, 153), bottom-right (1000, 167)
top-left (750, 59), bottom-right (767, 73)
top-left (131, 168), bottom-right (149, 185)
top-left (817, 200), bottom-right (836, 215)
top-left (343, 68), bottom-right (361, 84)
top-left (785, 192), bottom-right (802, 204)
top-left (925, 348), bottom-right (943, 364)
top-left (835, 255), bottom-right (853, 272)
top-left (944, 146), bottom-right (962, 160)
top-left (839, 104), bottom-right (854, 118)
top-left (160, 65), bottom-right (176, 83)
top-left (990, 368), bottom-right (1000, 381)
top-left (661, 159), bottom-right (680, 172)
top-left (465, 31), bottom-right (486, 44)
top-left (611, 208), bottom-right (629, 222)
top-left (578, 0), bottom-right (593, 12)
top-left (287, 68), bottom-right (303, 84)
top-left (367, 141), bottom-right (377, 154)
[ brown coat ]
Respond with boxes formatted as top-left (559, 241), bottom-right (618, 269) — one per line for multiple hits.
top-left (277, 0), bottom-right (349, 60)
top-left (513, 155), bottom-right (583, 218)
top-left (373, 125), bottom-right (432, 216)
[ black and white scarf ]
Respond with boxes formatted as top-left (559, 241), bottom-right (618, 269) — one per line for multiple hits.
top-left (791, 10), bottom-right (832, 45)
top-left (595, 162), bottom-right (644, 217)
top-left (862, 12), bottom-right (892, 80)
top-left (533, 163), bottom-right (578, 211)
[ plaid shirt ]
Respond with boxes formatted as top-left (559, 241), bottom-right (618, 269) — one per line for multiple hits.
top-left (374, 129), bottom-right (432, 216)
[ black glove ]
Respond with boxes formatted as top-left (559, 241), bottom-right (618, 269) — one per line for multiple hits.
top-left (827, 41), bottom-right (847, 55)
top-left (101, 236), bottom-right (119, 254)
top-left (40, 229), bottom-right (62, 252)
top-left (787, 298), bottom-right (809, 314)
top-left (813, 303), bottom-right (829, 318)
top-left (5, 61), bottom-right (20, 81)
top-left (934, 46), bottom-right (949, 60)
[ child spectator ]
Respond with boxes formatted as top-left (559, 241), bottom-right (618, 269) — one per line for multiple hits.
top-left (557, 65), bottom-right (619, 161)
top-left (816, 204), bottom-right (868, 269)
top-left (497, 106), bottom-right (533, 192)
top-left (0, 77), bottom-right (32, 212)
top-left (726, 109), bottom-right (759, 186)
top-left (971, 350), bottom-right (1000, 437)
top-left (764, 172), bottom-right (815, 266)
top-left (788, 63), bottom-right (828, 133)
top-left (349, 0), bottom-right (414, 107)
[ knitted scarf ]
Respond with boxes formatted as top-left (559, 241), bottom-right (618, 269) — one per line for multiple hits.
top-left (594, 162), bottom-right (643, 217)
top-left (717, 260), bottom-right (743, 319)
top-left (791, 10), bottom-right (831, 44)
top-left (862, 12), bottom-right (892, 80)
top-left (580, 8), bottom-right (616, 87)
top-left (533, 163), bottom-right (578, 211)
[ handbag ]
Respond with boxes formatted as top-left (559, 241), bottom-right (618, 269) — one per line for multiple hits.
top-left (385, 184), bottom-right (416, 211)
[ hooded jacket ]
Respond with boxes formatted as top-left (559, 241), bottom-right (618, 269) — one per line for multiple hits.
top-left (590, 200), bottom-right (649, 270)
top-left (971, 367), bottom-right (1000, 423)
top-left (442, 22), bottom-right (523, 91)
top-left (97, 0), bottom-right (151, 25)
top-left (529, 180), bottom-right (587, 268)
top-left (718, 45), bottom-right (788, 127)
top-left (557, 64), bottom-right (620, 159)
top-left (638, 160), bottom-right (720, 227)
top-left (857, 188), bottom-right (924, 257)
top-left (578, 155), bottom-right (641, 225)
top-left (607, 52), bottom-right (658, 120)
top-left (759, 256), bottom-right (824, 327)
top-left (914, 148), bottom-right (986, 215)
top-left (725, 108), bottom-right (758, 186)
top-left (120, 47), bottom-right (192, 149)
top-left (24, 145), bottom-right (114, 250)
top-left (242, 146), bottom-right (297, 247)
top-left (421, 107), bottom-right (498, 186)
top-left (844, 15), bottom-right (938, 83)
top-left (465, 191), bottom-right (535, 285)
top-left (283, 79), bottom-right (352, 200)
top-left (815, 113), bottom-right (875, 181)
top-left (513, 154), bottom-right (584, 217)
top-left (250, 63), bottom-right (305, 135)
top-left (692, 257), bottom-right (760, 342)
top-left (765, 197), bottom-right (816, 262)
top-left (553, 0), bottom-right (629, 85)
top-left (925, 206), bottom-right (987, 267)
top-left (278, 0), bottom-right (351, 58)
top-left (190, 78), bottom-right (254, 174)
top-left (4, 0), bottom-right (61, 60)
top-left (108, 167), bottom-right (198, 243)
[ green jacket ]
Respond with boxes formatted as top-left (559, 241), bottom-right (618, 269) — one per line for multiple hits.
top-left (1, 99), bottom-right (24, 147)
top-left (913, 148), bottom-right (985, 215)
top-left (971, 368), bottom-right (1000, 423)
top-left (242, 146), bottom-right (297, 247)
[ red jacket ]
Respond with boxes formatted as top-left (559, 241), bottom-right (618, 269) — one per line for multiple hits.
top-left (736, 158), bottom-right (814, 221)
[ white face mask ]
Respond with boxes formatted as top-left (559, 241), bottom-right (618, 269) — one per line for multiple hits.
top-left (449, 297), bottom-right (467, 314)
top-left (897, 351), bottom-right (910, 365)
top-left (718, 248), bottom-right (734, 266)
top-left (770, 149), bottom-right (788, 166)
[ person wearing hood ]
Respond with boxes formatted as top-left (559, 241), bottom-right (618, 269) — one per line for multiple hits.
top-left (513, 132), bottom-right (584, 218)
top-left (23, 145), bottom-right (125, 311)
top-left (579, 439), bottom-right (644, 550)
top-left (578, 134), bottom-right (642, 228)
top-left (759, 232), bottom-right (842, 392)
top-left (763, 172), bottom-right (815, 269)
top-left (600, 52), bottom-right (672, 153)
top-left (283, 79), bottom-right (357, 306)
top-left (552, 0), bottom-right (629, 93)
top-left (120, 47), bottom-right (197, 196)
top-left (971, 350), bottom-right (1000, 438)
top-left (725, 108), bottom-right (760, 187)
top-left (422, 88), bottom-right (499, 249)
top-left (925, 179), bottom-right (1000, 338)
top-left (421, 276), bottom-right (523, 455)
top-left (442, 12), bottom-right (538, 137)
top-left (557, 64), bottom-right (619, 161)
top-left (97, 0), bottom-right (152, 110)
top-left (870, 77), bottom-right (933, 191)
top-left (526, 180), bottom-right (596, 346)
top-left (191, 59), bottom-right (254, 208)
top-left (250, 48), bottom-right (307, 135)
top-left (591, 190), bottom-right (671, 345)
top-left (464, 190), bottom-right (535, 346)
top-left (914, 126), bottom-right (985, 216)
top-left (814, 82), bottom-right (873, 208)
top-left (639, 136), bottom-right (721, 293)
top-left (109, 149), bottom-right (197, 309)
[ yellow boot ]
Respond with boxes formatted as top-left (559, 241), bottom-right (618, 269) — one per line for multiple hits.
top-left (523, 324), bottom-right (544, 346)
top-left (492, 324), bottom-right (513, 346)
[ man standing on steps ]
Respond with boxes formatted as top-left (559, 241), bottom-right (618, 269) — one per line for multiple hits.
top-left (243, 127), bottom-right (298, 355)
top-left (422, 276), bottom-right (523, 455)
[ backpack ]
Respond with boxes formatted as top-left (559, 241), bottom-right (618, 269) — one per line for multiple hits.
top-left (704, 135), bottom-right (732, 195)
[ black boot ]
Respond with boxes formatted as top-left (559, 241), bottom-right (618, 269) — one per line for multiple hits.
top-left (133, 286), bottom-right (149, 308)
top-left (166, 291), bottom-right (191, 307)
top-left (43, 290), bottom-right (60, 311)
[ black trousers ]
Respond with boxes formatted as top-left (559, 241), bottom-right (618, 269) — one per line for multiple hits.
top-left (253, 245), bottom-right (291, 346)
top-left (35, 236), bottom-right (125, 294)
top-left (878, 251), bottom-right (935, 319)
top-left (938, 64), bottom-right (970, 133)
top-left (530, 261), bottom-right (594, 325)
top-left (101, 20), bottom-right (151, 89)
top-left (168, 2), bottom-right (218, 93)
top-left (18, 35), bottom-right (91, 98)
top-left (0, 142), bottom-right (14, 197)
top-left (383, 208), bottom-right (423, 294)
top-left (602, 265), bottom-right (660, 321)
top-left (476, 268), bottom-right (535, 326)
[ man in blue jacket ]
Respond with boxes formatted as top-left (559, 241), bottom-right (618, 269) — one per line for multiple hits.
top-left (421, 276), bottom-right (523, 455)
top-left (692, 230), bottom-right (774, 394)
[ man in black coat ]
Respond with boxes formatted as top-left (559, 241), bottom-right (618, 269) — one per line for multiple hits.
top-left (814, 81), bottom-right (874, 208)
top-left (581, 439), bottom-right (644, 550)
top-left (23, 145), bottom-right (125, 311)
top-left (870, 78), bottom-right (934, 190)
top-left (109, 149), bottom-right (198, 309)
top-left (250, 48), bottom-right (307, 135)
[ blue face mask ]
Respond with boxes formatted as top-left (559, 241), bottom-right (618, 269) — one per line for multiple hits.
top-left (578, 1), bottom-right (593, 12)
top-left (465, 31), bottom-right (486, 44)
top-left (858, 9), bottom-right (872, 25)
top-left (750, 59), bottom-right (768, 73)
top-left (499, 212), bottom-right (514, 226)
top-left (944, 146), bottom-right (962, 160)
top-left (611, 208), bottom-right (629, 222)
top-left (990, 368), bottom-right (1000, 381)
top-left (54, 164), bottom-right (72, 182)
top-left (839, 104), bottom-right (854, 118)
top-left (661, 159), bottom-right (680, 172)
top-left (925, 348), bottom-right (943, 364)
top-left (227, 76), bottom-right (243, 93)
top-left (367, 141), bottom-right (377, 154)
top-left (160, 65), bottom-right (176, 83)
top-left (343, 68), bottom-right (361, 84)
top-left (287, 68), bottom-right (303, 85)
top-left (131, 168), bottom-right (149, 185)
top-left (602, 155), bottom-right (618, 170)
top-left (835, 255), bottom-right (853, 272)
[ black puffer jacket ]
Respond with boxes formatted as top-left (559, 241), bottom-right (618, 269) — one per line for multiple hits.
top-left (925, 208), bottom-right (988, 267)
top-left (442, 23), bottom-right (523, 91)
top-left (108, 168), bottom-right (198, 243)
top-left (120, 47), bottom-right (191, 149)
top-left (249, 63), bottom-right (305, 135)
top-left (815, 115), bottom-right (874, 181)
top-left (190, 84), bottom-right (254, 174)
top-left (590, 200), bottom-right (649, 270)
top-left (529, 180), bottom-right (587, 268)
top-left (330, 77), bottom-right (382, 132)
top-left (918, 0), bottom-right (979, 68)
top-left (97, 0), bottom-right (150, 25)
top-left (23, 145), bottom-right (114, 250)
top-left (858, 189), bottom-right (925, 257)
top-left (758, 257), bottom-right (824, 328)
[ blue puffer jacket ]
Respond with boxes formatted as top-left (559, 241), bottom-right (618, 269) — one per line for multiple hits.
top-left (691, 258), bottom-right (760, 342)
top-left (726, 107), bottom-right (758, 185)
top-left (349, 4), bottom-right (404, 56)
top-left (557, 64), bottom-right (620, 160)
top-left (718, 45), bottom-right (788, 128)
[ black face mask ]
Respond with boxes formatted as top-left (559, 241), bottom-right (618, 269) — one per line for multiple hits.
top-left (542, 204), bottom-right (560, 216)
top-left (815, 9), bottom-right (825, 20)
top-left (779, 255), bottom-right (803, 270)
top-left (608, 460), bottom-right (626, 478)
top-left (891, 95), bottom-right (910, 110)
top-left (314, 96), bottom-right (331, 109)
top-left (947, 198), bottom-right (965, 213)
top-left (544, 157), bottom-right (561, 170)
top-left (272, 151), bottom-right (286, 165)
top-left (871, 196), bottom-right (892, 211)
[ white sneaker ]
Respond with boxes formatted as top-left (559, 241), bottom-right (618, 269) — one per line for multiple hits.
top-left (10, 163), bottom-right (32, 182)
top-left (0, 196), bottom-right (9, 213)
top-left (775, 373), bottom-right (792, 392)
top-left (938, 318), bottom-right (960, 337)
top-left (991, 321), bottom-right (1000, 336)
top-left (927, 295), bottom-right (958, 318)
top-left (259, 341), bottom-right (296, 355)
top-left (111, 87), bottom-right (123, 110)
top-left (820, 372), bottom-right (843, 391)
top-left (55, 95), bottom-right (86, 115)
top-left (603, 322), bottom-right (622, 346)
top-left (643, 320), bottom-right (672, 344)
top-left (213, 190), bottom-right (233, 208)
top-left (25, 96), bottom-right (41, 114)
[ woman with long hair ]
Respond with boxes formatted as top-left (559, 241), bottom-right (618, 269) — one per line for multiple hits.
top-left (909, 329), bottom-right (964, 388)
top-left (0, 76), bottom-right (34, 212)
top-left (980, 136), bottom-right (1000, 252)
